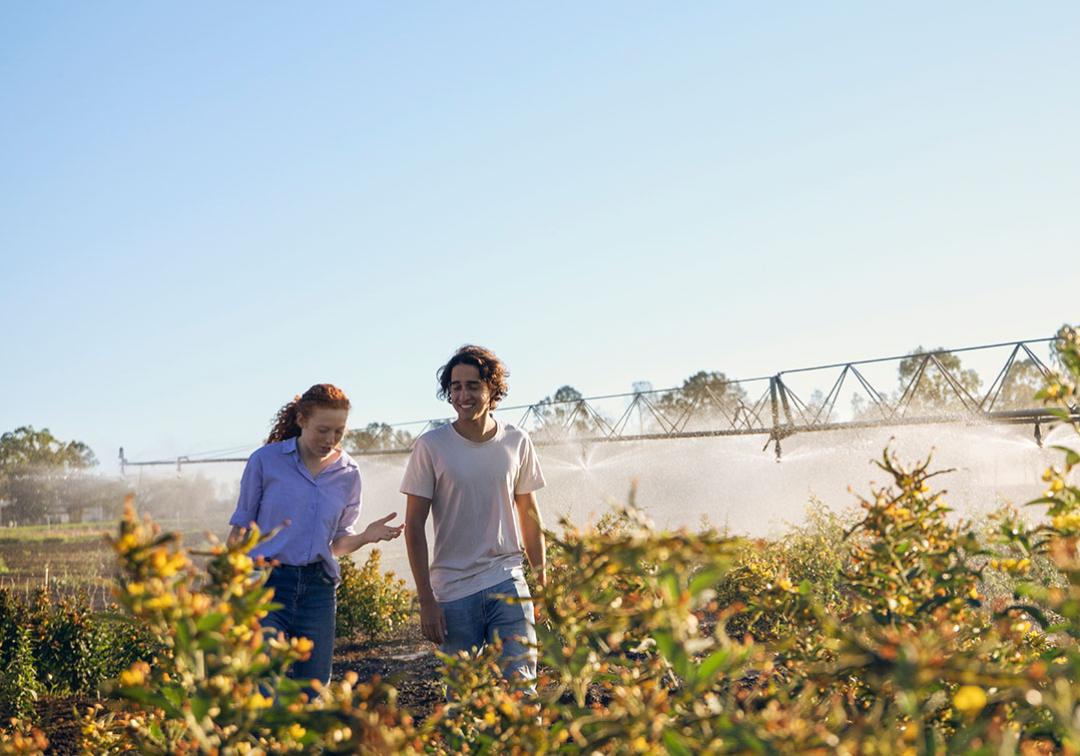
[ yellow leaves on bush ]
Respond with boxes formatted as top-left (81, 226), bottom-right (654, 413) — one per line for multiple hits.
top-left (990, 557), bottom-right (1033, 575)
top-left (227, 552), bottom-right (254, 573)
top-left (1052, 513), bottom-right (1080, 534)
top-left (150, 547), bottom-right (187, 578)
top-left (291, 636), bottom-right (314, 660)
top-left (0, 721), bottom-right (48, 756)
top-left (953, 685), bottom-right (987, 715)
top-left (245, 692), bottom-right (273, 710)
top-left (118, 661), bottom-right (149, 687)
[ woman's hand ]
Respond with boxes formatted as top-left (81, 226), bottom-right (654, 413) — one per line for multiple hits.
top-left (361, 512), bottom-right (404, 545)
top-left (331, 513), bottom-right (404, 556)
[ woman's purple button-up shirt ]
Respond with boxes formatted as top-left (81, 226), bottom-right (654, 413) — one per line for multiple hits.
top-left (229, 437), bottom-right (361, 583)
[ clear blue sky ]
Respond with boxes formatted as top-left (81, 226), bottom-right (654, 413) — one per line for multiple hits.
top-left (2, 3), bottom-right (1077, 472)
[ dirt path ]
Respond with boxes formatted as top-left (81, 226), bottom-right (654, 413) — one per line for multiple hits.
top-left (333, 621), bottom-right (444, 720)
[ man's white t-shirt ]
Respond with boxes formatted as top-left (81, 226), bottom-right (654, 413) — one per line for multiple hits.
top-left (400, 420), bottom-right (546, 603)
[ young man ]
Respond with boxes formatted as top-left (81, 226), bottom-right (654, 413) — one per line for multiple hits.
top-left (401, 345), bottom-right (546, 681)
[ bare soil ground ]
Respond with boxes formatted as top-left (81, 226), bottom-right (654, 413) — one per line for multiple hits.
top-left (333, 621), bottom-right (444, 721)
top-left (33, 622), bottom-right (443, 754)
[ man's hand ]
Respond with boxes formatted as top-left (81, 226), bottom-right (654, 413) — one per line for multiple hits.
top-left (532, 569), bottom-right (547, 625)
top-left (419, 597), bottom-right (447, 645)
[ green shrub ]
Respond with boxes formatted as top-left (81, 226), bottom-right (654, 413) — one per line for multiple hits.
top-left (0, 589), bottom-right (39, 719)
top-left (81, 503), bottom-right (423, 753)
top-left (335, 548), bottom-right (414, 641)
top-left (711, 503), bottom-right (849, 645)
top-left (0, 583), bottom-right (160, 721)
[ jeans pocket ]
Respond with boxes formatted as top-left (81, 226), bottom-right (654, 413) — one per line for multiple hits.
top-left (512, 575), bottom-right (532, 599)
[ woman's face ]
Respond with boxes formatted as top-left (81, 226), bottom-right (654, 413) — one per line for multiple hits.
top-left (297, 406), bottom-right (349, 458)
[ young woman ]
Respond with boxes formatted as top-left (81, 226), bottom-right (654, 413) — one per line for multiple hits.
top-left (227, 383), bottom-right (403, 690)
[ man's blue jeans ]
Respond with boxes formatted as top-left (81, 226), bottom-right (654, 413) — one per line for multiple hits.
top-left (440, 575), bottom-right (537, 681)
top-left (262, 563), bottom-right (337, 691)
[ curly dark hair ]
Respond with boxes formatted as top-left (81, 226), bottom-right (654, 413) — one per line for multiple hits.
top-left (437, 345), bottom-right (509, 408)
top-left (266, 384), bottom-right (351, 444)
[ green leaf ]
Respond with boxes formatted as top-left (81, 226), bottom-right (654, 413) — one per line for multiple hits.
top-left (120, 686), bottom-right (180, 717)
top-left (659, 572), bottom-right (680, 603)
top-left (663, 729), bottom-right (694, 756)
top-left (195, 611), bottom-right (227, 633)
top-left (653, 629), bottom-right (676, 661)
top-left (1051, 445), bottom-right (1080, 469)
top-left (191, 695), bottom-right (209, 722)
top-left (175, 619), bottom-right (191, 647)
top-left (671, 646), bottom-right (690, 680)
top-left (688, 567), bottom-right (726, 596)
top-left (162, 685), bottom-right (183, 708)
top-left (696, 648), bottom-right (731, 684)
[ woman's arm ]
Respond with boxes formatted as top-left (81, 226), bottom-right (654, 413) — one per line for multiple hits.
top-left (226, 525), bottom-right (247, 548)
top-left (330, 512), bottom-right (403, 557)
top-left (227, 452), bottom-right (264, 546)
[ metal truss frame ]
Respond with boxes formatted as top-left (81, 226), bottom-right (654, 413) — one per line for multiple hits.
top-left (120, 337), bottom-right (1078, 471)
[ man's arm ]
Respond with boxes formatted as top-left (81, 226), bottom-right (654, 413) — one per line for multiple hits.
top-left (514, 491), bottom-right (546, 588)
top-left (405, 494), bottom-right (446, 644)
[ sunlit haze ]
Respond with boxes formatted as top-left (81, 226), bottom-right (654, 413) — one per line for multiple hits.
top-left (2, 3), bottom-right (1077, 476)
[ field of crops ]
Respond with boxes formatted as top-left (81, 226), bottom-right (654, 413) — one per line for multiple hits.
top-left (2, 326), bottom-right (1080, 754)
top-left (0, 520), bottom-right (222, 601)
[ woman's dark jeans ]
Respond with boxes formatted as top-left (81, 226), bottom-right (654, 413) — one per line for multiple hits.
top-left (262, 563), bottom-right (336, 692)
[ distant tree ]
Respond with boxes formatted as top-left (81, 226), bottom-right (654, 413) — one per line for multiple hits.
top-left (344, 423), bottom-right (414, 453)
top-left (0, 426), bottom-right (96, 471)
top-left (0, 426), bottom-right (97, 523)
top-left (805, 389), bottom-right (828, 422)
top-left (133, 474), bottom-right (221, 522)
top-left (58, 474), bottom-right (131, 522)
top-left (656, 371), bottom-right (749, 429)
top-left (851, 393), bottom-right (889, 422)
top-left (532, 385), bottom-right (607, 438)
top-left (989, 359), bottom-right (1045, 411)
top-left (896, 348), bottom-right (982, 414)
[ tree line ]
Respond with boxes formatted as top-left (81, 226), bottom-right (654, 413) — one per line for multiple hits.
top-left (0, 426), bottom-right (226, 526)
top-left (345, 347), bottom-right (1047, 449)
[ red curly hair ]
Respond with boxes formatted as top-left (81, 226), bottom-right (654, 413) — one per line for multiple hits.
top-left (436, 345), bottom-right (509, 408)
top-left (266, 384), bottom-right (351, 444)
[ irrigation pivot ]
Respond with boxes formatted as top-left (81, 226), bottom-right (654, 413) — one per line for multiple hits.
top-left (121, 336), bottom-right (1079, 471)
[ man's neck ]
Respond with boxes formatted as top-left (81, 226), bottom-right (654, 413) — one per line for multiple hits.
top-left (453, 414), bottom-right (497, 443)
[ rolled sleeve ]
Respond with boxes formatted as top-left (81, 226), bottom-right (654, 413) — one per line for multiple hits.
top-left (333, 474), bottom-right (362, 540)
top-left (229, 452), bottom-right (264, 527)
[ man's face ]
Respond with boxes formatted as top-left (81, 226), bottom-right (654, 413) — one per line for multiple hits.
top-left (449, 363), bottom-right (493, 422)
